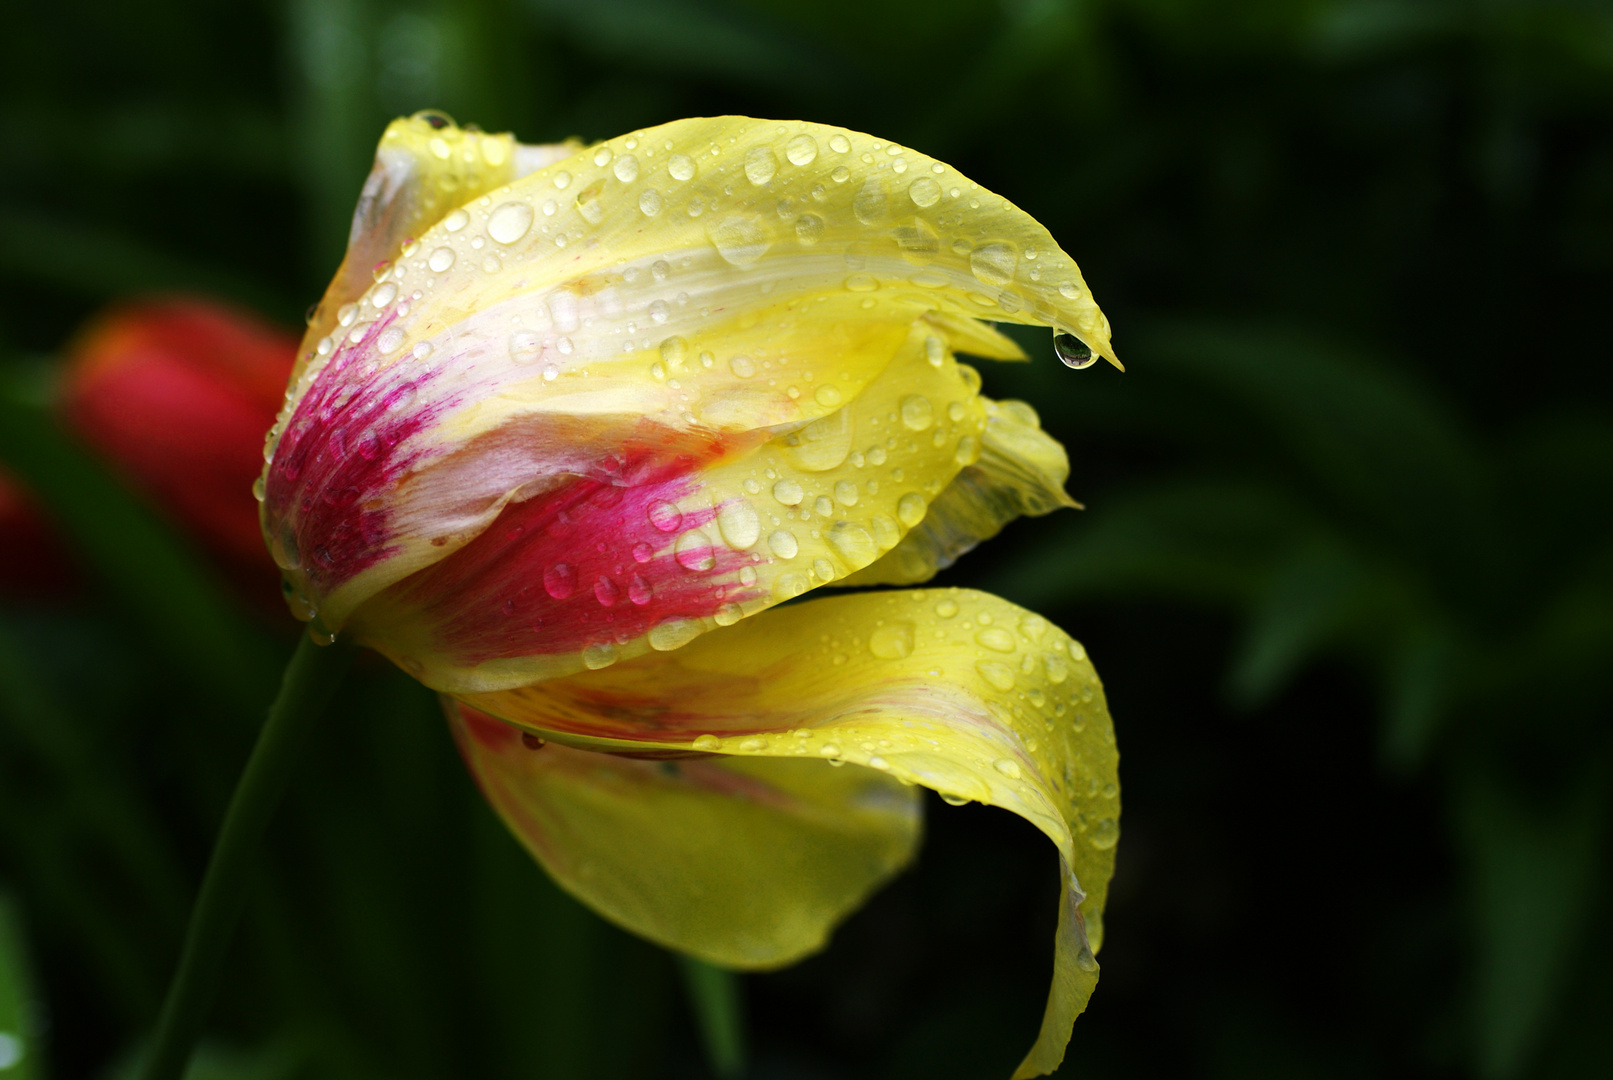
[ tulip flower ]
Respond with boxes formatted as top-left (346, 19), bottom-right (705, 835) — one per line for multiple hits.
top-left (257, 113), bottom-right (1120, 1078)
top-left (61, 299), bottom-right (299, 592)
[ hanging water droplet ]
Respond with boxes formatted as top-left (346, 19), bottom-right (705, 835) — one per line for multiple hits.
top-left (940, 792), bottom-right (971, 806)
top-left (582, 642), bottom-right (620, 669)
top-left (1054, 333), bottom-right (1096, 369)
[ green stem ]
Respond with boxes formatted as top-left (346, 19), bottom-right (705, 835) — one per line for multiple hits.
top-left (137, 635), bottom-right (354, 1080)
top-left (678, 955), bottom-right (747, 1078)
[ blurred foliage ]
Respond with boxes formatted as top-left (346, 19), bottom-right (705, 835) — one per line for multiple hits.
top-left (1, 1), bottom-right (1611, 1078)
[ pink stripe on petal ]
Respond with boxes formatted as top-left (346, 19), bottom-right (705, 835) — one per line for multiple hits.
top-left (384, 432), bottom-right (765, 666)
top-left (264, 313), bottom-right (455, 591)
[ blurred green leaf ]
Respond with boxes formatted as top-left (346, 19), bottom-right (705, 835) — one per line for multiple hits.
top-left (0, 894), bottom-right (43, 1080)
top-left (1457, 759), bottom-right (1612, 1079)
top-left (0, 382), bottom-right (279, 713)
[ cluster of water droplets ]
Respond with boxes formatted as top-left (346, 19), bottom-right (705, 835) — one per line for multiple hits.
top-left (662, 590), bottom-right (1118, 857)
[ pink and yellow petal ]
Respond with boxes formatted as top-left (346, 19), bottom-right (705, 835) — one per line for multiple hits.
top-left (346, 323), bottom-right (994, 692)
top-left (460, 587), bottom-right (1118, 1079)
top-left (449, 702), bottom-right (922, 968)
top-left (262, 115), bottom-right (1114, 638)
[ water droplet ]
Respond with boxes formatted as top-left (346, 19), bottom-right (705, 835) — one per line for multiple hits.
top-left (613, 154), bottom-right (640, 182)
top-left (781, 409), bottom-right (852, 472)
top-left (813, 384), bottom-right (843, 408)
top-left (649, 616), bottom-right (703, 651)
top-left (649, 501), bottom-right (683, 532)
top-left (900, 395), bottom-right (934, 431)
top-left (443, 208), bottom-right (470, 232)
top-left (509, 331), bottom-right (542, 362)
top-left (576, 181), bottom-right (606, 224)
top-left (272, 521), bottom-right (301, 570)
top-left (829, 479), bottom-right (856, 506)
top-left (869, 514), bottom-right (900, 550)
top-left (726, 355), bottom-right (756, 380)
top-left (631, 541), bottom-right (654, 564)
top-left (1089, 817), bottom-right (1119, 850)
top-left (940, 792), bottom-right (971, 806)
top-left (1058, 281), bottom-right (1081, 300)
top-left (639, 188), bottom-right (663, 215)
top-left (744, 146), bottom-right (778, 185)
top-left (869, 622), bottom-right (915, 659)
top-left (784, 134), bottom-right (819, 166)
top-left (739, 566), bottom-right (757, 586)
top-left (553, 170), bottom-right (572, 189)
top-left (908, 176), bottom-right (941, 208)
top-left (740, 737), bottom-right (768, 751)
top-left (976, 660), bottom-right (1016, 691)
top-left (955, 435), bottom-right (980, 464)
top-left (814, 495), bottom-right (833, 516)
top-left (767, 530), bottom-right (799, 558)
top-left (773, 571), bottom-right (811, 599)
top-left (1054, 332), bottom-right (1096, 369)
top-left (814, 557), bottom-right (835, 581)
top-left (788, 212), bottom-right (825, 246)
top-left (668, 154), bottom-right (695, 181)
top-left (371, 282), bottom-right (398, 308)
top-left (583, 642), bottom-right (619, 669)
top-left (1075, 945), bottom-right (1100, 973)
top-left (827, 521), bottom-right (875, 565)
top-left (692, 734), bottom-right (722, 751)
top-left (993, 758), bottom-right (1022, 779)
top-left (675, 529), bottom-right (716, 571)
top-left (428, 247), bottom-right (455, 272)
top-left (376, 326), bottom-right (407, 354)
top-left (890, 494), bottom-right (926, 530)
top-left (773, 480), bottom-right (804, 505)
top-left (1043, 654), bottom-right (1068, 684)
top-left (717, 499), bottom-right (761, 549)
top-left (831, 166), bottom-right (850, 183)
top-left (854, 177), bottom-right (888, 223)
top-left (969, 242), bottom-right (1018, 286)
top-left (828, 133), bottom-right (851, 153)
top-left (488, 201), bottom-right (534, 244)
top-left (593, 146), bottom-right (613, 167)
top-left (544, 562), bottom-right (577, 599)
top-left (845, 273), bottom-right (878, 292)
top-left (936, 598), bottom-right (959, 618)
top-left (659, 336), bottom-right (689, 368)
top-left (976, 627), bottom-right (1016, 653)
top-left (543, 363), bottom-right (561, 380)
top-left (594, 575), bottom-right (620, 606)
top-left (820, 742), bottom-right (842, 759)
top-left (629, 573), bottom-right (653, 605)
top-left (714, 601), bottom-right (743, 626)
top-left (412, 341), bottom-right (434, 360)
top-left (648, 299), bottom-right (671, 325)
top-left (709, 215), bottom-right (770, 266)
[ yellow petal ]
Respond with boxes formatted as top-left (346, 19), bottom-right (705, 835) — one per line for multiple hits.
top-left (843, 397), bottom-right (1078, 586)
top-left (290, 112), bottom-right (580, 397)
top-left (459, 587), bottom-right (1118, 1078)
top-left (449, 700), bottom-right (921, 968)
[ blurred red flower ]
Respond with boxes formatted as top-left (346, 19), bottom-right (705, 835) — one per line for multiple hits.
top-left (0, 298), bottom-right (297, 600)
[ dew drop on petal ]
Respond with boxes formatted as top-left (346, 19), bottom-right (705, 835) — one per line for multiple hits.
top-left (543, 562), bottom-right (577, 599)
top-left (785, 134), bottom-right (818, 166)
top-left (582, 642), bottom-right (619, 669)
top-left (488, 201), bottom-right (534, 244)
top-left (649, 616), bottom-right (703, 651)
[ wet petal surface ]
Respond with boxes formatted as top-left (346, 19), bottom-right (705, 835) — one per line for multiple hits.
top-left (459, 587), bottom-right (1118, 1078)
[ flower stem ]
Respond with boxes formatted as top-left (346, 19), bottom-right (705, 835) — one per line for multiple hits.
top-left (678, 955), bottom-right (747, 1078)
top-left (137, 634), bottom-right (354, 1080)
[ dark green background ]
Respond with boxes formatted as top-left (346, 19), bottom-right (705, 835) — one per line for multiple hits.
top-left (2, 1), bottom-right (1611, 1078)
